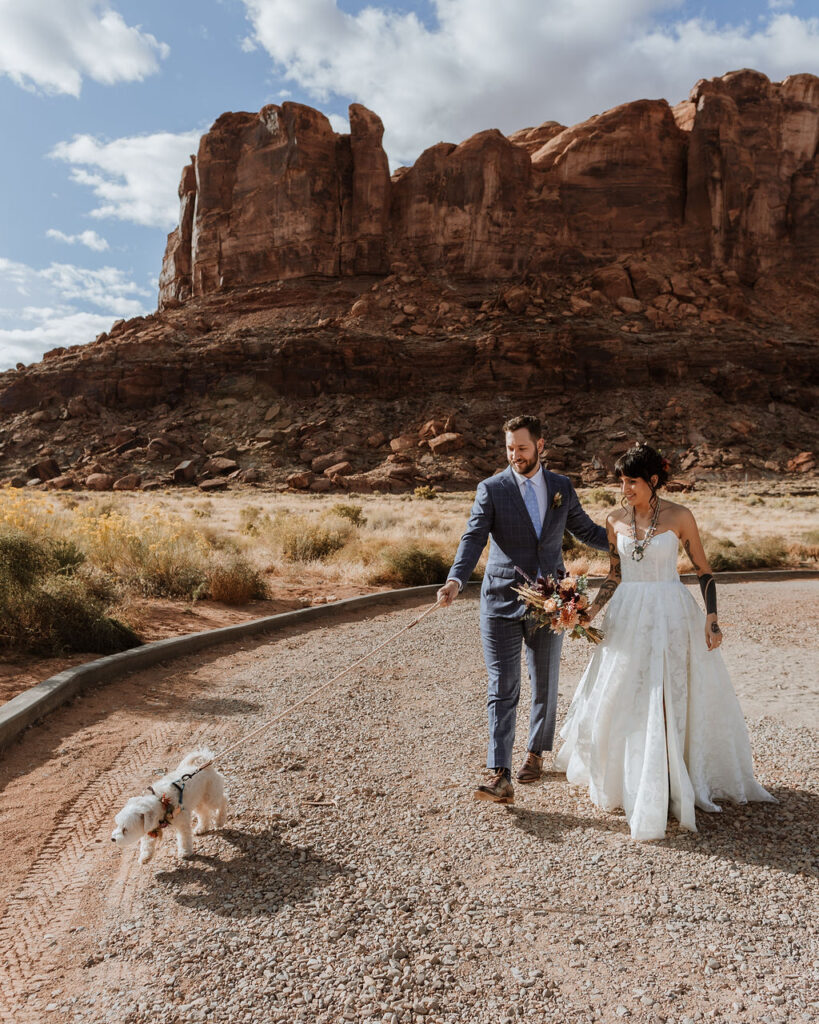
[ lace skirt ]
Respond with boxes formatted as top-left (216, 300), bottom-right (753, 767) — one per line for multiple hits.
top-left (554, 581), bottom-right (774, 840)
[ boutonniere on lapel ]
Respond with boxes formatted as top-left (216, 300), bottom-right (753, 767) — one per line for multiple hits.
top-left (551, 492), bottom-right (563, 510)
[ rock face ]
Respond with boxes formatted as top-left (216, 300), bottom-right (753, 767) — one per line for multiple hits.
top-left (2, 70), bottom-right (818, 495)
top-left (680, 70), bottom-right (819, 276)
top-left (159, 69), bottom-right (819, 308)
top-left (159, 102), bottom-right (391, 306)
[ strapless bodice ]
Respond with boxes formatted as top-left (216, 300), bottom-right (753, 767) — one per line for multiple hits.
top-left (616, 530), bottom-right (680, 583)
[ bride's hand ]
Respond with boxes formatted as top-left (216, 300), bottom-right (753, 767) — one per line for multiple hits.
top-left (705, 614), bottom-right (722, 651)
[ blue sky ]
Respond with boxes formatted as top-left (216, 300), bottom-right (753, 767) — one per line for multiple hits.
top-left (1, 0), bottom-right (817, 370)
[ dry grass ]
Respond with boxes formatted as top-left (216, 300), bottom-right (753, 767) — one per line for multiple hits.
top-left (1, 480), bottom-right (816, 616)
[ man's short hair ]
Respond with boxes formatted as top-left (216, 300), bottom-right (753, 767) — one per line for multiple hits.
top-left (503, 414), bottom-right (542, 439)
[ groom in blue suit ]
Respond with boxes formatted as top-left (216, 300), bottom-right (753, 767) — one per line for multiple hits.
top-left (437, 415), bottom-right (608, 803)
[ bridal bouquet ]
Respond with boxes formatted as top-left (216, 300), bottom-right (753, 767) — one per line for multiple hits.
top-left (513, 570), bottom-right (604, 644)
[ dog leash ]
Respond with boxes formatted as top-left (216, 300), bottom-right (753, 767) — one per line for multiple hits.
top-left (187, 597), bottom-right (445, 778)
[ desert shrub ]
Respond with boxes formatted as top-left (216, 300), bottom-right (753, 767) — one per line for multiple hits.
top-left (586, 487), bottom-right (617, 507)
top-left (74, 506), bottom-right (212, 599)
top-left (272, 513), bottom-right (353, 562)
top-left (207, 557), bottom-right (268, 604)
top-left (331, 503), bottom-right (367, 527)
top-left (79, 567), bottom-right (122, 605)
top-left (413, 485), bottom-right (438, 501)
top-left (380, 543), bottom-right (450, 586)
top-left (50, 538), bottom-right (86, 576)
top-left (703, 534), bottom-right (788, 572)
top-left (283, 524), bottom-right (349, 562)
top-left (0, 529), bottom-right (140, 655)
top-left (29, 577), bottom-right (141, 655)
top-left (239, 505), bottom-right (266, 534)
top-left (0, 530), bottom-right (54, 588)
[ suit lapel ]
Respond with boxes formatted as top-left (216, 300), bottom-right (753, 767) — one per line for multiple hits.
top-left (541, 469), bottom-right (553, 529)
top-left (503, 466), bottom-right (539, 541)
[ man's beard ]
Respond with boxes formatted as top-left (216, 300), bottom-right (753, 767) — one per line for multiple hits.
top-left (509, 451), bottom-right (540, 475)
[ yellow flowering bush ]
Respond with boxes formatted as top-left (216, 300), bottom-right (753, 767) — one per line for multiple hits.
top-left (0, 488), bottom-right (265, 605)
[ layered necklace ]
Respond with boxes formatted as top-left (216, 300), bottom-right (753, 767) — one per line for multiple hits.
top-left (630, 500), bottom-right (661, 561)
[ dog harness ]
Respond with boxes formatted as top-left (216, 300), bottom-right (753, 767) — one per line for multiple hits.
top-left (146, 774), bottom-right (191, 838)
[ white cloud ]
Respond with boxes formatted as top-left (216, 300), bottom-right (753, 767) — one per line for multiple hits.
top-left (50, 129), bottom-right (202, 229)
top-left (327, 113), bottom-right (350, 135)
top-left (0, 0), bottom-right (169, 96)
top-left (46, 228), bottom-right (110, 252)
top-left (240, 1), bottom-right (819, 165)
top-left (0, 311), bottom-right (119, 367)
top-left (0, 256), bottom-right (152, 368)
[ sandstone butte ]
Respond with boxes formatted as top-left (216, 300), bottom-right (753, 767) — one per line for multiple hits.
top-left (0, 68), bottom-right (817, 494)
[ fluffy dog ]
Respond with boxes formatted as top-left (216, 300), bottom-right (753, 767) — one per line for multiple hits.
top-left (112, 749), bottom-right (228, 865)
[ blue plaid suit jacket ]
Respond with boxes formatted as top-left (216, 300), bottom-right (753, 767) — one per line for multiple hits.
top-left (449, 466), bottom-right (609, 618)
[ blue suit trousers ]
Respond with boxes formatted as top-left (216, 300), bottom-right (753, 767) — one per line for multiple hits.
top-left (480, 614), bottom-right (563, 770)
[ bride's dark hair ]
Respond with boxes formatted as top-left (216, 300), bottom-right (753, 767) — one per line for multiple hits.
top-left (615, 443), bottom-right (670, 504)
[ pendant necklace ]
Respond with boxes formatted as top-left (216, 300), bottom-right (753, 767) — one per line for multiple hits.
top-left (631, 500), bottom-right (661, 561)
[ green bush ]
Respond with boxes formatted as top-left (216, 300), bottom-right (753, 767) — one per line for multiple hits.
top-left (0, 531), bottom-right (54, 589)
top-left (331, 503), bottom-right (367, 527)
top-left (31, 577), bottom-right (141, 655)
top-left (381, 543), bottom-right (450, 586)
top-left (50, 538), bottom-right (86, 576)
top-left (0, 530), bottom-right (141, 655)
top-left (413, 485), bottom-right (438, 501)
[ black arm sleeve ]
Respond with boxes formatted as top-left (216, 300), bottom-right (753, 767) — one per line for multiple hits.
top-left (698, 573), bottom-right (717, 616)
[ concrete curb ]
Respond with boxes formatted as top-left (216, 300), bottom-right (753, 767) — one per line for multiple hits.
top-left (0, 583), bottom-right (471, 755)
top-left (1, 569), bottom-right (816, 754)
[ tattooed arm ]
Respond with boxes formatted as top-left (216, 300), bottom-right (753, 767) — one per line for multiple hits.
top-left (678, 507), bottom-right (722, 651)
top-left (585, 516), bottom-right (622, 623)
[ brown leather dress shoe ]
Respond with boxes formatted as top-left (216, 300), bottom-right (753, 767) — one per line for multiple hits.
top-left (474, 770), bottom-right (514, 804)
top-left (516, 751), bottom-right (543, 784)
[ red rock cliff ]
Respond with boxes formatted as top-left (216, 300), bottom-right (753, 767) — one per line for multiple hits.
top-left (158, 69), bottom-right (819, 308)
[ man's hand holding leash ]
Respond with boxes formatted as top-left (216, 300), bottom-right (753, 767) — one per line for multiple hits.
top-left (437, 579), bottom-right (460, 607)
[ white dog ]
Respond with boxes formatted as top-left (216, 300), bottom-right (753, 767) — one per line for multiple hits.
top-left (112, 749), bottom-right (228, 865)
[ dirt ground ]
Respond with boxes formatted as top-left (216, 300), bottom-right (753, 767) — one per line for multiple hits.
top-left (0, 581), bottom-right (816, 1024)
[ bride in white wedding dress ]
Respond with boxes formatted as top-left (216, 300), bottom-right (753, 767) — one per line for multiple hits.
top-left (555, 443), bottom-right (774, 841)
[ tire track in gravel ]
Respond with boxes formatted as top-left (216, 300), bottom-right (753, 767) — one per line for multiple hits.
top-left (0, 720), bottom-right (233, 1023)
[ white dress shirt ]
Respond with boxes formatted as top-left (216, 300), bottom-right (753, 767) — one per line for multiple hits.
top-left (511, 464), bottom-right (547, 528)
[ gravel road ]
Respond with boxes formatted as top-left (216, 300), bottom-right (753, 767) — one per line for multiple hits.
top-left (0, 581), bottom-right (816, 1024)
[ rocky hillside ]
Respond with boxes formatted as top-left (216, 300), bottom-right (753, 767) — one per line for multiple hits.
top-left (1, 69), bottom-right (817, 494)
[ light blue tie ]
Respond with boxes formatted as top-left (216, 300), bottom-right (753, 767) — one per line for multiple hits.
top-left (523, 478), bottom-right (542, 537)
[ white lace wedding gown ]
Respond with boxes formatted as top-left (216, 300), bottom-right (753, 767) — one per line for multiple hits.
top-left (554, 531), bottom-right (774, 841)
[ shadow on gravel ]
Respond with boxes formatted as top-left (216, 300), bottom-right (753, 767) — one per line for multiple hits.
top-left (179, 696), bottom-right (262, 717)
top-left (154, 826), bottom-right (351, 917)
top-left (505, 806), bottom-right (631, 840)
top-left (508, 788), bottom-right (816, 878)
top-left (672, 786), bottom-right (817, 877)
